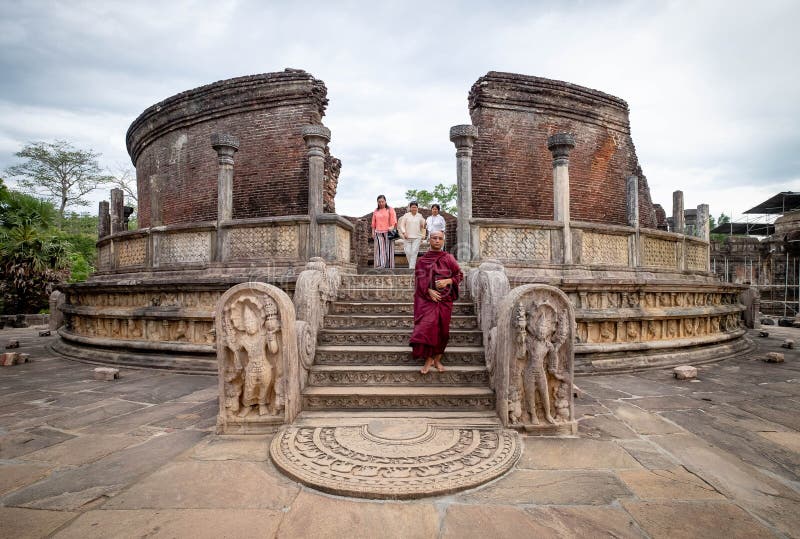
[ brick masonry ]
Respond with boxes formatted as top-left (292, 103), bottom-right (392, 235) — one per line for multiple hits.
top-left (468, 72), bottom-right (658, 228)
top-left (127, 69), bottom-right (339, 227)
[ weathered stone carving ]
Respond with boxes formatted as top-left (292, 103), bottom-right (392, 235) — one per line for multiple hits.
top-left (293, 257), bottom-right (340, 387)
top-left (49, 291), bottom-right (65, 330)
top-left (467, 260), bottom-right (510, 379)
top-left (495, 284), bottom-right (576, 434)
top-left (270, 424), bottom-right (520, 499)
top-left (216, 282), bottom-right (300, 433)
top-left (479, 227), bottom-right (550, 261)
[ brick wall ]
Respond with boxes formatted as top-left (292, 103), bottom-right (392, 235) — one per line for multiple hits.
top-left (468, 72), bottom-right (658, 228)
top-left (127, 70), bottom-right (337, 227)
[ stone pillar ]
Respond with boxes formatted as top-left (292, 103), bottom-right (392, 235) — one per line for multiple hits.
top-left (697, 204), bottom-right (710, 241)
top-left (547, 133), bottom-right (575, 264)
top-left (110, 188), bottom-right (124, 234)
top-left (450, 125), bottom-right (478, 262)
top-left (672, 190), bottom-right (685, 234)
top-left (211, 134), bottom-right (240, 261)
top-left (627, 175), bottom-right (640, 267)
top-left (301, 125), bottom-right (331, 259)
top-left (98, 200), bottom-right (110, 237)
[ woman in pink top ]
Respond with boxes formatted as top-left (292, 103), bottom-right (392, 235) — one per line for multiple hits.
top-left (371, 194), bottom-right (398, 269)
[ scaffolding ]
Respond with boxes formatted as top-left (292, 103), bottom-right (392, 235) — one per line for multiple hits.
top-left (710, 192), bottom-right (799, 318)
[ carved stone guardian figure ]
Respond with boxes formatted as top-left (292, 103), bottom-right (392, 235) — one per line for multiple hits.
top-left (216, 282), bottom-right (300, 434)
top-left (495, 284), bottom-right (577, 435)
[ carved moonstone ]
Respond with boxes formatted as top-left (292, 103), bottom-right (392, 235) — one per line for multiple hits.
top-left (216, 282), bottom-right (300, 434)
top-left (270, 421), bottom-right (521, 499)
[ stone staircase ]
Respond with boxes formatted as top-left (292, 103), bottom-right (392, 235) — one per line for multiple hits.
top-left (301, 273), bottom-right (495, 412)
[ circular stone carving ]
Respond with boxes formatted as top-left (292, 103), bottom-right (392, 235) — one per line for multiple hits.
top-left (269, 423), bottom-right (521, 499)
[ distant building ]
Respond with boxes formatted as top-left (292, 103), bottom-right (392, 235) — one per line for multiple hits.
top-left (709, 192), bottom-right (799, 316)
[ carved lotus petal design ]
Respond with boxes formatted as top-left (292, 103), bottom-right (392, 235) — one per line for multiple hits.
top-left (270, 423), bottom-right (520, 499)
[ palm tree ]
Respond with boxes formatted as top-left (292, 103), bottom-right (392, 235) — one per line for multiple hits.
top-left (1, 186), bottom-right (70, 314)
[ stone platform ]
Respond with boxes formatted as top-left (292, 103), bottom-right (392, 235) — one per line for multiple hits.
top-left (3, 326), bottom-right (800, 537)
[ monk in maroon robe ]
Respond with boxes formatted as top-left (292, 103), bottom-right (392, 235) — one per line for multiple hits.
top-left (410, 231), bottom-right (464, 373)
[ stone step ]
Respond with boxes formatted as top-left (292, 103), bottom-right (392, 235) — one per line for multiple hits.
top-left (330, 301), bottom-right (475, 316)
top-left (314, 345), bottom-right (485, 366)
top-left (323, 315), bottom-right (478, 330)
top-left (317, 329), bottom-right (483, 347)
top-left (301, 386), bottom-right (495, 412)
top-left (340, 273), bottom-right (415, 288)
top-left (308, 365), bottom-right (490, 387)
top-left (293, 410), bottom-right (502, 428)
top-left (336, 286), bottom-right (470, 302)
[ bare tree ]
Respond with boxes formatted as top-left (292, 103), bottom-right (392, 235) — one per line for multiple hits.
top-left (110, 164), bottom-right (138, 208)
top-left (5, 140), bottom-right (113, 224)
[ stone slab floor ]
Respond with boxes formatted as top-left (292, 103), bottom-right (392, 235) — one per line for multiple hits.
top-left (1, 327), bottom-right (799, 538)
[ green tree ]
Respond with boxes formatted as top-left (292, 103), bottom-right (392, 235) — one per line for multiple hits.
top-left (405, 183), bottom-right (458, 215)
top-left (0, 186), bottom-right (71, 313)
top-left (5, 140), bottom-right (113, 224)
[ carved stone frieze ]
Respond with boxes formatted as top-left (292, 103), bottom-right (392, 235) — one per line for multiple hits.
top-left (314, 349), bottom-right (484, 366)
top-left (686, 243), bottom-right (709, 271)
top-left (98, 244), bottom-right (112, 270)
top-left (479, 227), bottom-right (550, 261)
top-left (228, 225), bottom-right (298, 259)
top-left (317, 331), bottom-right (482, 347)
top-left (117, 237), bottom-right (147, 267)
top-left (270, 424), bottom-right (520, 499)
top-left (68, 315), bottom-right (214, 344)
top-left (216, 282), bottom-right (300, 433)
top-left (330, 302), bottom-right (474, 316)
top-left (160, 231), bottom-right (212, 264)
top-left (581, 232), bottom-right (629, 266)
top-left (641, 236), bottom-right (677, 268)
top-left (308, 369), bottom-right (489, 386)
top-left (576, 314), bottom-right (740, 345)
top-left (323, 316), bottom-right (477, 330)
top-left (302, 395), bottom-right (495, 410)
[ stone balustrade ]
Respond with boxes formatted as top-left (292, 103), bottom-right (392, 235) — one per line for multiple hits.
top-left (471, 218), bottom-right (710, 272)
top-left (95, 215), bottom-right (354, 273)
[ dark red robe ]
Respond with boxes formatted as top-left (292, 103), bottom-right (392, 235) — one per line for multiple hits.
top-left (410, 250), bottom-right (464, 359)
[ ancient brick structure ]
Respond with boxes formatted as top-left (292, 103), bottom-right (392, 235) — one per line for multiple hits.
top-left (468, 72), bottom-right (657, 227)
top-left (127, 69), bottom-right (339, 227)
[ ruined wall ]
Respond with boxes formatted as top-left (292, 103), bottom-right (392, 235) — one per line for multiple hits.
top-left (127, 69), bottom-right (334, 227)
top-left (468, 72), bottom-right (657, 228)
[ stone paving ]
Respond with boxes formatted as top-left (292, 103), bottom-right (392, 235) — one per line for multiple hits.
top-left (1, 326), bottom-right (799, 538)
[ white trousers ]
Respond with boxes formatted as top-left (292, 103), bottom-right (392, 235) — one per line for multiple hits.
top-left (403, 237), bottom-right (422, 269)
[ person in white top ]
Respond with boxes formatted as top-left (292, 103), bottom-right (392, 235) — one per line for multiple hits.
top-left (398, 201), bottom-right (427, 269)
top-left (425, 204), bottom-right (446, 239)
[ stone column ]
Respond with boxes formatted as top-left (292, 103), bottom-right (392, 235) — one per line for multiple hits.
top-left (672, 190), bottom-right (685, 234)
top-left (301, 125), bottom-right (331, 259)
top-left (110, 188), bottom-right (124, 234)
top-left (627, 175), bottom-right (640, 267)
top-left (211, 134), bottom-right (240, 261)
top-left (98, 200), bottom-right (110, 237)
top-left (449, 125), bottom-right (478, 263)
top-left (547, 133), bottom-right (576, 264)
top-left (697, 204), bottom-right (710, 240)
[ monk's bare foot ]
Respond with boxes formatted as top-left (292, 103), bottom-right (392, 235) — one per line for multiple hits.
top-left (434, 361), bottom-right (446, 372)
top-left (420, 358), bottom-right (434, 374)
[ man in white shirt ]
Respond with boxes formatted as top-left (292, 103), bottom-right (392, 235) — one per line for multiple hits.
top-left (398, 201), bottom-right (427, 269)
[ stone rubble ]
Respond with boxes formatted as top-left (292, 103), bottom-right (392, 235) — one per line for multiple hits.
top-left (764, 352), bottom-right (785, 363)
top-left (673, 365), bottom-right (698, 380)
top-left (94, 367), bottom-right (120, 380)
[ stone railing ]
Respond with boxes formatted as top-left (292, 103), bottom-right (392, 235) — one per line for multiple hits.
top-left (96, 215), bottom-right (353, 273)
top-left (471, 218), bottom-right (710, 272)
top-left (293, 257), bottom-right (340, 388)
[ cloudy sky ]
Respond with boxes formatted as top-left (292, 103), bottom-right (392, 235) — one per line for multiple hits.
top-left (1, 0), bottom-right (798, 224)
